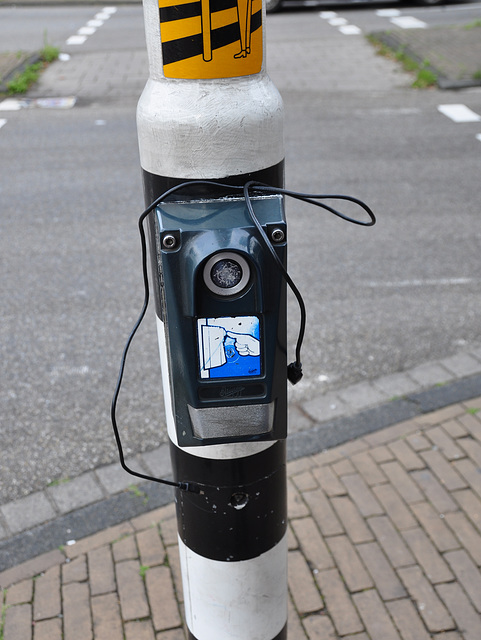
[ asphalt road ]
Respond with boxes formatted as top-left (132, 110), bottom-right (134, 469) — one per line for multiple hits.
top-left (1, 3), bottom-right (480, 502)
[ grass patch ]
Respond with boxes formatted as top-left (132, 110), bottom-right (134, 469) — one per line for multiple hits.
top-left (464, 19), bottom-right (481, 30)
top-left (367, 34), bottom-right (438, 89)
top-left (6, 41), bottom-right (59, 95)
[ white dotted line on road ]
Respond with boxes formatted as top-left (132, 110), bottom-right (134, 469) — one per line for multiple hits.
top-left (375, 9), bottom-right (427, 29)
top-left (66, 6), bottom-right (118, 46)
top-left (319, 11), bottom-right (362, 36)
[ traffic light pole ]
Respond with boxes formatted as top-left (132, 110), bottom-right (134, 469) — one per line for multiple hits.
top-left (136, 0), bottom-right (288, 638)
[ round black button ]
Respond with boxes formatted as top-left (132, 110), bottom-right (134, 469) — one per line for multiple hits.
top-left (210, 259), bottom-right (243, 289)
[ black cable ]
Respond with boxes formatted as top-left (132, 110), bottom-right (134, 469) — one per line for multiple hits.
top-left (111, 180), bottom-right (375, 491)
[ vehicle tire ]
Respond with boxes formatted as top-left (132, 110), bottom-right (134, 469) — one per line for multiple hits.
top-left (266, 0), bottom-right (283, 13)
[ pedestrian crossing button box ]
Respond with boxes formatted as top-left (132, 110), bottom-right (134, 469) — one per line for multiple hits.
top-left (152, 194), bottom-right (287, 447)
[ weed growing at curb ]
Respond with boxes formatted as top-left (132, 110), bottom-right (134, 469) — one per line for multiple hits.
top-left (6, 42), bottom-right (59, 95)
top-left (367, 34), bottom-right (438, 88)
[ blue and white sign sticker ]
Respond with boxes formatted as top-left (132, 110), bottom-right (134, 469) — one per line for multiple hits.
top-left (198, 316), bottom-right (261, 379)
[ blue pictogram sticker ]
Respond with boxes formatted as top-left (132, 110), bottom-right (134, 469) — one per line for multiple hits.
top-left (198, 316), bottom-right (261, 379)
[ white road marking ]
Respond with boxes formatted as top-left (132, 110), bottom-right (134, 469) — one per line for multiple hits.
top-left (319, 11), bottom-right (362, 35)
top-left (376, 9), bottom-right (401, 17)
top-left (367, 278), bottom-right (473, 288)
top-left (438, 104), bottom-right (481, 123)
top-left (66, 35), bottom-right (88, 45)
top-left (390, 16), bottom-right (427, 29)
top-left (339, 25), bottom-right (362, 35)
top-left (0, 119), bottom-right (7, 130)
top-left (66, 6), bottom-right (117, 46)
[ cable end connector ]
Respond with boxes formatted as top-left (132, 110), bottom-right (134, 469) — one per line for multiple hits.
top-left (287, 361), bottom-right (303, 385)
top-left (179, 481), bottom-right (203, 494)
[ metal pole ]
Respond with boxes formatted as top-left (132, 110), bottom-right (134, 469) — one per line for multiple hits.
top-left (136, 0), bottom-right (287, 637)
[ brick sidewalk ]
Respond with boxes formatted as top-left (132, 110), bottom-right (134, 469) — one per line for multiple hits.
top-left (1, 398), bottom-right (481, 640)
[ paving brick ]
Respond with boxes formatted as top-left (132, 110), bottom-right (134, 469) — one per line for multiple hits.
top-left (401, 528), bottom-right (453, 584)
top-left (3, 603), bottom-right (32, 640)
top-left (405, 432), bottom-right (432, 452)
top-left (457, 436), bottom-right (481, 466)
top-left (291, 470), bottom-right (318, 492)
top-left (302, 613), bottom-right (337, 639)
top-left (288, 550), bottom-right (323, 615)
top-left (88, 545), bottom-right (116, 596)
top-left (453, 458), bottom-right (481, 499)
top-left (441, 418), bottom-right (469, 439)
top-left (436, 582), bottom-right (481, 640)
top-left (372, 483), bottom-right (417, 530)
top-left (337, 439), bottom-right (369, 458)
top-left (156, 630), bottom-right (186, 640)
top-left (288, 478), bottom-right (310, 518)
top-left (48, 473), bottom-right (104, 514)
top-left (113, 534), bottom-right (138, 562)
top-left (125, 620), bottom-right (156, 640)
top-left (350, 451), bottom-right (387, 485)
top-left (380, 461), bottom-right (424, 504)
top-left (425, 426), bottom-right (465, 460)
top-left (64, 521), bottom-right (134, 559)
top-left (326, 535), bottom-right (373, 592)
top-left (91, 592), bottom-right (123, 640)
top-left (5, 578), bottom-right (33, 605)
top-left (310, 448), bottom-right (344, 468)
top-left (410, 502), bottom-right (459, 552)
top-left (331, 458), bottom-right (356, 477)
top-left (453, 488), bottom-right (481, 533)
top-left (311, 465), bottom-right (345, 496)
top-left (363, 419), bottom-right (418, 447)
top-left (130, 504), bottom-right (175, 533)
top-left (315, 568), bottom-right (363, 636)
top-left (33, 618), bottom-right (62, 640)
top-left (0, 549), bottom-right (64, 590)
top-left (116, 559), bottom-right (150, 621)
top-left (146, 565), bottom-right (182, 631)
top-left (444, 511), bottom-right (481, 564)
top-left (302, 488), bottom-right (344, 537)
top-left (388, 439), bottom-right (425, 471)
top-left (420, 449), bottom-right (467, 491)
top-left (137, 526), bottom-right (166, 567)
top-left (369, 444), bottom-right (395, 463)
top-left (1, 492), bottom-right (55, 534)
top-left (444, 549), bottom-right (481, 612)
top-left (352, 589), bottom-right (402, 640)
top-left (330, 496), bottom-right (373, 544)
top-left (386, 598), bottom-right (431, 640)
top-left (416, 404), bottom-right (465, 425)
top-left (367, 516), bottom-right (414, 568)
top-left (457, 412), bottom-right (481, 441)
top-left (287, 524), bottom-right (298, 550)
top-left (290, 517), bottom-right (334, 571)
top-left (62, 554), bottom-right (87, 584)
top-left (411, 469), bottom-right (458, 513)
top-left (165, 545), bottom-right (183, 605)
top-left (397, 565), bottom-right (454, 633)
top-left (341, 474), bottom-right (384, 517)
top-left (356, 542), bottom-right (406, 600)
top-left (287, 593), bottom-right (308, 639)
top-left (62, 581), bottom-right (92, 640)
top-left (33, 565), bottom-right (61, 621)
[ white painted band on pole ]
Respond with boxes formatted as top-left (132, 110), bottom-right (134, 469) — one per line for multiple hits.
top-left (137, 76), bottom-right (284, 179)
top-left (179, 534), bottom-right (288, 640)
